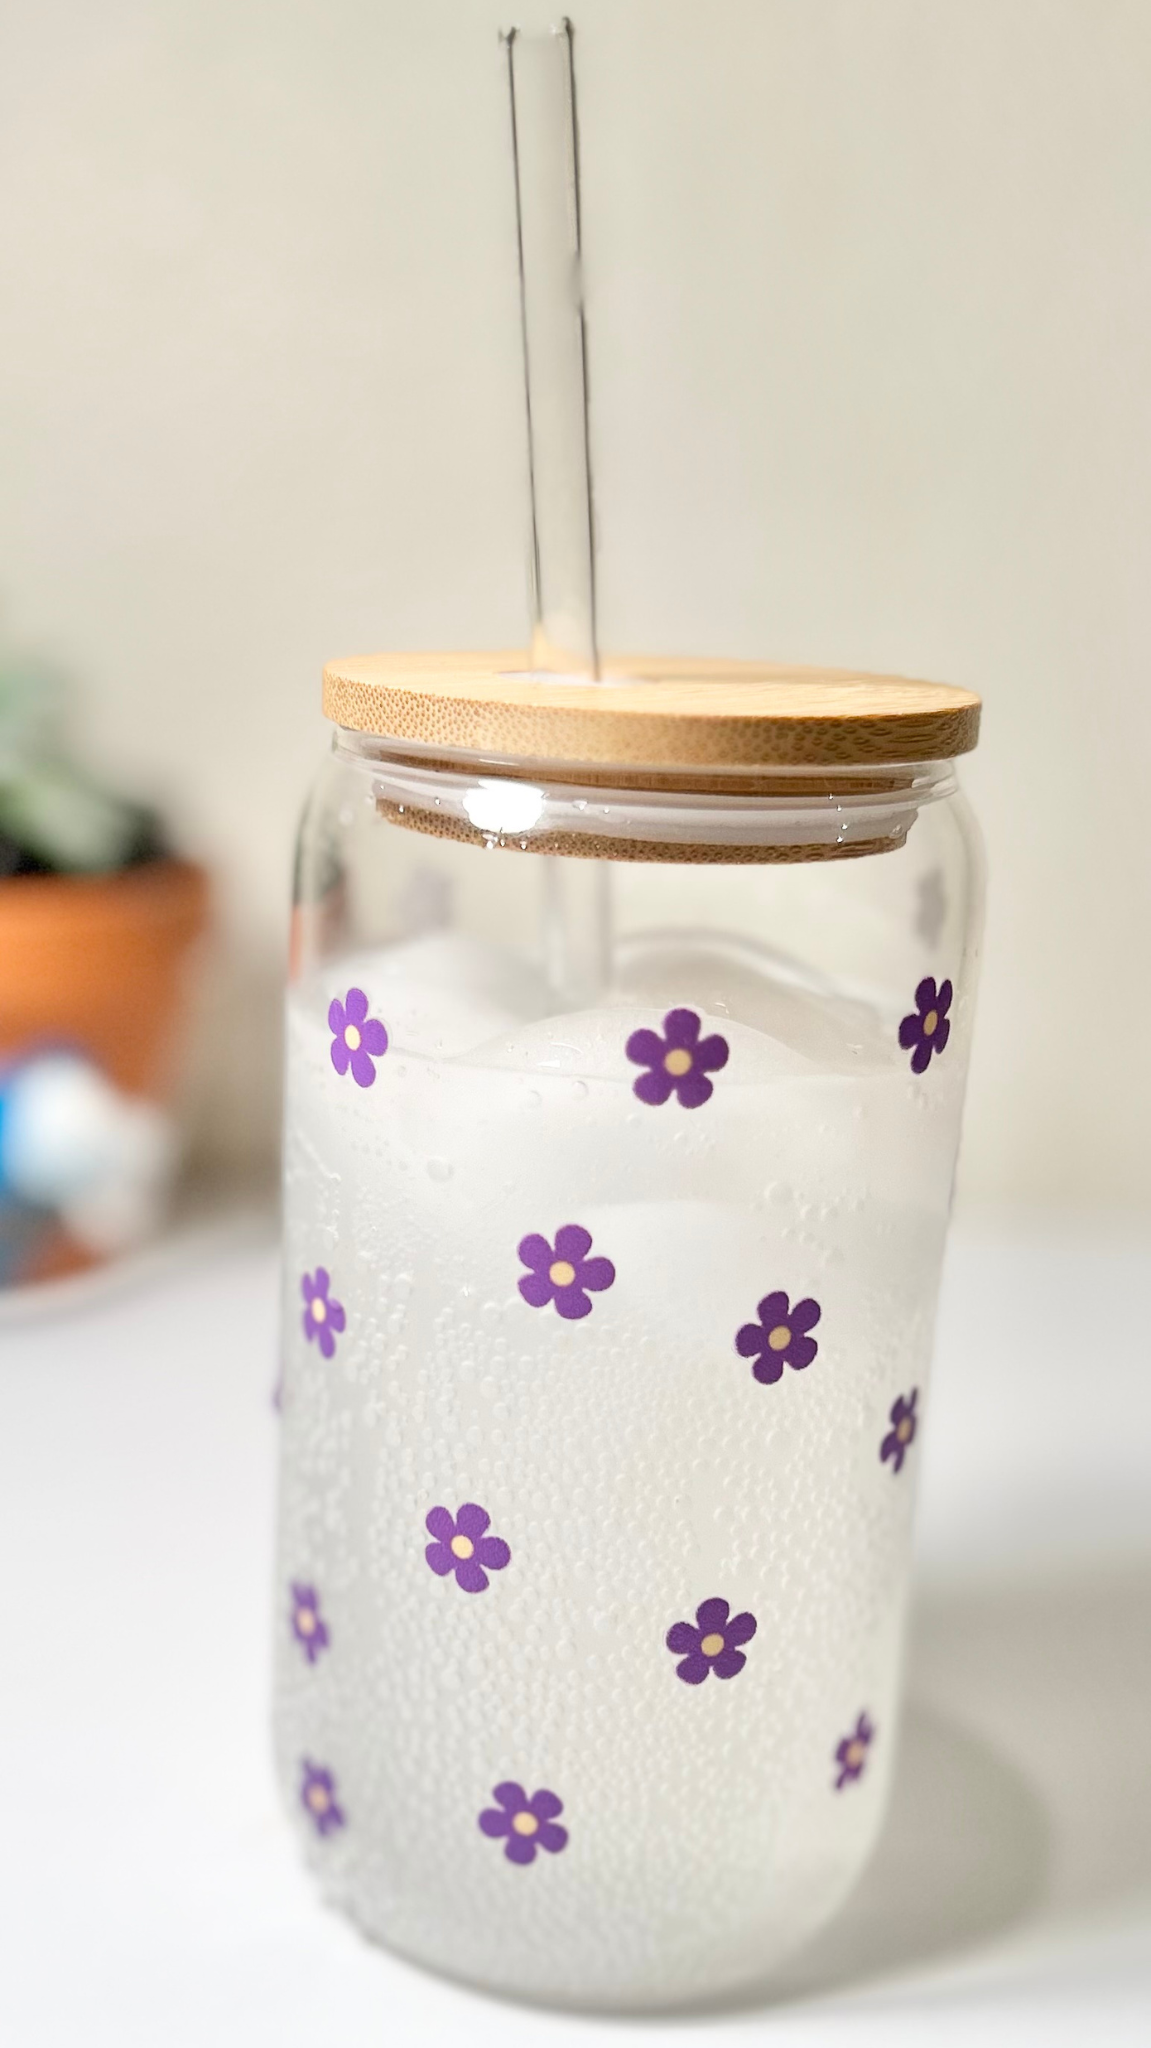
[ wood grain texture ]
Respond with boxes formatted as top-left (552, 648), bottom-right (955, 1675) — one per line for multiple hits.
top-left (323, 650), bottom-right (981, 770)
top-left (375, 798), bottom-right (908, 865)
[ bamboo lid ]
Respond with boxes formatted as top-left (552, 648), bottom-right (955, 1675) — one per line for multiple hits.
top-left (322, 651), bottom-right (979, 773)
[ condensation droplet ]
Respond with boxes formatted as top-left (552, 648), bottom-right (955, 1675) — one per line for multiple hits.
top-left (427, 1158), bottom-right (453, 1181)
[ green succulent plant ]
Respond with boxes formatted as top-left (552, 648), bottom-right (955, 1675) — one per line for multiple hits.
top-left (0, 659), bottom-right (165, 877)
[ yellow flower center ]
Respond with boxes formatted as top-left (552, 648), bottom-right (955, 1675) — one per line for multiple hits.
top-left (307, 1783), bottom-right (329, 1811)
top-left (700, 1632), bottom-right (725, 1658)
top-left (344, 1023), bottom-right (362, 1051)
top-left (846, 1740), bottom-right (865, 1769)
top-left (450, 1534), bottom-right (474, 1560)
top-left (664, 1047), bottom-right (693, 1077)
top-left (767, 1324), bottom-right (791, 1351)
top-left (897, 1418), bottom-right (913, 1442)
top-left (297, 1606), bottom-right (315, 1632)
top-left (923, 1010), bottom-right (938, 1036)
top-left (549, 1260), bottom-right (576, 1288)
top-left (511, 1810), bottom-right (539, 1837)
top-left (310, 1297), bottom-right (327, 1323)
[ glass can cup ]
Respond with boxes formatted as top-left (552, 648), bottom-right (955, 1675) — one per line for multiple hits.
top-left (274, 655), bottom-right (983, 2011)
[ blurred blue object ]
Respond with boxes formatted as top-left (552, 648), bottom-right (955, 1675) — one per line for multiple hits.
top-left (0, 1049), bottom-right (173, 1282)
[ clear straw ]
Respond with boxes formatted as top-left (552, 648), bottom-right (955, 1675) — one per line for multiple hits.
top-left (501, 14), bottom-right (610, 1007)
top-left (503, 20), bottom-right (598, 675)
top-left (503, 20), bottom-right (611, 1011)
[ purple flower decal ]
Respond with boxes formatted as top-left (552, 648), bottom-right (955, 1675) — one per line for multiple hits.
top-left (301, 1267), bottom-right (345, 1359)
top-left (300, 1758), bottom-right (345, 1836)
top-left (290, 1582), bottom-right (330, 1663)
top-left (666, 1596), bottom-right (757, 1685)
top-left (478, 1782), bottom-right (568, 1865)
top-left (626, 1007), bottom-right (730, 1109)
top-left (735, 1289), bottom-right (821, 1385)
top-left (898, 976), bottom-right (952, 1074)
top-left (880, 1389), bottom-right (919, 1474)
top-left (834, 1712), bottom-right (875, 1790)
top-left (328, 986), bottom-right (388, 1087)
top-left (425, 1503), bottom-right (511, 1593)
top-left (517, 1225), bottom-right (615, 1321)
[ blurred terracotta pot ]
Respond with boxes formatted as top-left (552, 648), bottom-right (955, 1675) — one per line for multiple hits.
top-left (0, 858), bottom-right (210, 1096)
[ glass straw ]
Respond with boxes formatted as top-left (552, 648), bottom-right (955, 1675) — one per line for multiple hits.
top-left (504, 19), bottom-right (612, 1007)
top-left (503, 20), bottom-right (598, 675)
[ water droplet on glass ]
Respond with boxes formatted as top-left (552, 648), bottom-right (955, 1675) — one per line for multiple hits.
top-left (427, 1157), bottom-right (453, 1181)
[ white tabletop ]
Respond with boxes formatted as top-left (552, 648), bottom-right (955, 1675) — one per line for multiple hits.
top-left (2, 1214), bottom-right (1149, 2047)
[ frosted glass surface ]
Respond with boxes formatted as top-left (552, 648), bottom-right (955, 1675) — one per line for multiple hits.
top-left (274, 933), bottom-right (968, 2007)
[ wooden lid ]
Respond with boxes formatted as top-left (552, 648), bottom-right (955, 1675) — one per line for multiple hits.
top-left (322, 651), bottom-right (980, 771)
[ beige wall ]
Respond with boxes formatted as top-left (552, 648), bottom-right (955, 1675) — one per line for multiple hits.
top-left (2, 1), bottom-right (1148, 1206)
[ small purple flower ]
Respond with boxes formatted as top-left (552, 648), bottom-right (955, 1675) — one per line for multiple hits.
top-left (880, 1389), bottom-right (919, 1474)
top-left (328, 986), bottom-right (388, 1087)
top-left (517, 1224), bottom-right (615, 1321)
top-left (898, 976), bottom-right (953, 1074)
top-left (666, 1597), bottom-right (757, 1685)
top-left (300, 1758), bottom-right (345, 1836)
top-left (290, 1582), bottom-right (330, 1663)
top-left (478, 1782), bottom-right (568, 1865)
top-left (301, 1267), bottom-right (346, 1359)
top-left (834, 1712), bottom-right (875, 1790)
top-left (626, 1007), bottom-right (730, 1109)
top-left (735, 1289), bottom-right (821, 1385)
top-left (425, 1503), bottom-right (511, 1593)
